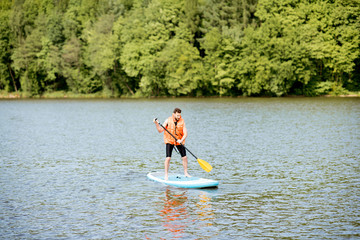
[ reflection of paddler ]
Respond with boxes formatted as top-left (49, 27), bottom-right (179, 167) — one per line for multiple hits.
top-left (196, 193), bottom-right (214, 226)
top-left (160, 188), bottom-right (189, 236)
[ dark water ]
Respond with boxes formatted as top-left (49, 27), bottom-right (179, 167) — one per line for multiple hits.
top-left (0, 98), bottom-right (359, 239)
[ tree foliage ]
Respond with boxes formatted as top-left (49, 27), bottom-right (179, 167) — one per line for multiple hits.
top-left (0, 0), bottom-right (359, 97)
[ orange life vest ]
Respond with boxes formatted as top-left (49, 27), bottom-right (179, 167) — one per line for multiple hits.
top-left (164, 116), bottom-right (185, 145)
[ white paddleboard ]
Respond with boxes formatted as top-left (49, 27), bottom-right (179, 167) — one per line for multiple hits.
top-left (147, 172), bottom-right (219, 189)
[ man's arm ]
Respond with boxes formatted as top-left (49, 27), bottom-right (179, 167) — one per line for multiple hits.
top-left (154, 118), bottom-right (167, 133)
top-left (178, 123), bottom-right (187, 143)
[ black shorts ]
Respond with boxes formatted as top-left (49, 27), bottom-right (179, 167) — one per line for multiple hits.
top-left (166, 143), bottom-right (186, 158)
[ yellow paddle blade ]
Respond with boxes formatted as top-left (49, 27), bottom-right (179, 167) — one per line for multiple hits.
top-left (197, 158), bottom-right (213, 172)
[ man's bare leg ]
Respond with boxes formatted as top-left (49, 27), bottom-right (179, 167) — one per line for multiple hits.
top-left (164, 157), bottom-right (171, 180)
top-left (182, 156), bottom-right (191, 177)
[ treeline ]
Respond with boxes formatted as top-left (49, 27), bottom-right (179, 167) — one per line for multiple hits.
top-left (0, 0), bottom-right (359, 97)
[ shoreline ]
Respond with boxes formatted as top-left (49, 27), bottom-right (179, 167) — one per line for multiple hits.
top-left (0, 91), bottom-right (359, 99)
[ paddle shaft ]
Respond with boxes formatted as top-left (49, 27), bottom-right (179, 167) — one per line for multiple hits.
top-left (155, 118), bottom-right (198, 159)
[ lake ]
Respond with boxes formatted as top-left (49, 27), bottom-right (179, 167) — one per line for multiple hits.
top-left (0, 98), bottom-right (359, 239)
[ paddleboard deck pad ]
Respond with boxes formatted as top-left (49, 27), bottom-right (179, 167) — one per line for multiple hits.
top-left (147, 172), bottom-right (219, 188)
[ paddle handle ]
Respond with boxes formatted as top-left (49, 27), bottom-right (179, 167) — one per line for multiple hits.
top-left (155, 118), bottom-right (198, 159)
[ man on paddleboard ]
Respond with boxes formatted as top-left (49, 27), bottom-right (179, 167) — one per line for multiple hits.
top-left (153, 108), bottom-right (191, 181)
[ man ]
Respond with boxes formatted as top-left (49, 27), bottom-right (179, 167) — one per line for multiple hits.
top-left (153, 108), bottom-right (191, 180)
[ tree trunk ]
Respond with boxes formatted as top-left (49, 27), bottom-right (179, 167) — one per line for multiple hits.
top-left (8, 64), bottom-right (18, 92)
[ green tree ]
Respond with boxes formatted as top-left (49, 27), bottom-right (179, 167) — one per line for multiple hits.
top-left (0, 2), bottom-right (17, 92)
top-left (254, 0), bottom-right (360, 95)
top-left (119, 0), bottom-right (184, 96)
top-left (202, 28), bottom-right (240, 96)
top-left (234, 13), bottom-right (311, 96)
top-left (11, 25), bottom-right (44, 95)
top-left (1, 0), bottom-right (359, 97)
top-left (159, 38), bottom-right (204, 96)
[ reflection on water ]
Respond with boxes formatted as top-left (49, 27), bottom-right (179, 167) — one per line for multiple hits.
top-left (160, 188), bottom-right (189, 238)
top-left (196, 194), bottom-right (214, 226)
top-left (158, 187), bottom-right (215, 239)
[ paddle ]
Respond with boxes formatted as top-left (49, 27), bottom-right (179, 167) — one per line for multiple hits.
top-left (155, 118), bottom-right (213, 172)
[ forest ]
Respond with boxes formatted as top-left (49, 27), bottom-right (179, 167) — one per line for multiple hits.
top-left (0, 0), bottom-right (359, 97)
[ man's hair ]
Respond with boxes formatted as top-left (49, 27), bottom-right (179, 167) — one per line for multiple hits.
top-left (173, 108), bottom-right (182, 113)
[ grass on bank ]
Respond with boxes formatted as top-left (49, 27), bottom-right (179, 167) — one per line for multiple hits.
top-left (1, 90), bottom-right (360, 99)
top-left (0, 90), bottom-right (128, 99)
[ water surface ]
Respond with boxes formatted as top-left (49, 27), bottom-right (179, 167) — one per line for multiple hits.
top-left (0, 98), bottom-right (359, 239)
